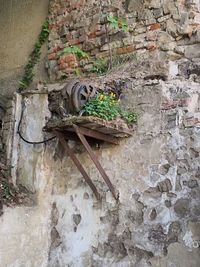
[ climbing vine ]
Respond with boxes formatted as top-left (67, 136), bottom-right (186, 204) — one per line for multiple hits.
top-left (18, 19), bottom-right (50, 92)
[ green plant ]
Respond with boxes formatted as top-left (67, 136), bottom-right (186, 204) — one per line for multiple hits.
top-left (74, 68), bottom-right (82, 77)
top-left (19, 19), bottom-right (50, 91)
top-left (83, 92), bottom-right (138, 123)
top-left (57, 46), bottom-right (89, 60)
top-left (106, 15), bottom-right (129, 32)
top-left (92, 58), bottom-right (109, 74)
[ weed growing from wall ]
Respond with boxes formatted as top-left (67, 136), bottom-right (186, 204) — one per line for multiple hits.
top-left (18, 19), bottom-right (50, 92)
top-left (106, 15), bottom-right (129, 32)
top-left (83, 92), bottom-right (138, 123)
top-left (56, 46), bottom-right (89, 60)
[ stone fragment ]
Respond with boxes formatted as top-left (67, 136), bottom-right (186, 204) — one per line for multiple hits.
top-left (148, 225), bottom-right (166, 243)
top-left (174, 198), bottom-right (190, 217)
top-left (126, 0), bottom-right (143, 12)
top-left (157, 178), bottom-right (172, 192)
top-left (96, 243), bottom-right (105, 257)
top-left (177, 165), bottom-right (187, 175)
top-left (174, 46), bottom-right (185, 55)
top-left (144, 187), bottom-right (162, 198)
top-left (167, 221), bottom-right (181, 244)
top-left (167, 192), bottom-right (177, 198)
top-left (165, 200), bottom-right (172, 208)
top-left (50, 227), bottom-right (62, 249)
top-left (185, 44), bottom-right (200, 59)
top-left (189, 147), bottom-right (199, 158)
top-left (166, 19), bottom-right (178, 37)
top-left (149, 208), bottom-right (157, 220)
top-left (187, 179), bottom-right (198, 189)
top-left (158, 32), bottom-right (174, 50)
top-left (157, 15), bottom-right (171, 22)
top-left (153, 8), bottom-right (163, 18)
top-left (175, 176), bottom-right (182, 191)
top-left (72, 214), bottom-right (82, 225)
top-left (159, 164), bottom-right (171, 175)
top-left (83, 192), bottom-right (89, 199)
top-left (127, 210), bottom-right (143, 225)
top-left (51, 202), bottom-right (59, 226)
top-left (167, 51), bottom-right (183, 60)
top-left (82, 41), bottom-right (95, 52)
top-left (193, 205), bottom-right (200, 216)
top-left (144, 0), bottom-right (162, 9)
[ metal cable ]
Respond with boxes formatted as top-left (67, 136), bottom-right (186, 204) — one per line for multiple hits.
top-left (17, 101), bottom-right (56, 145)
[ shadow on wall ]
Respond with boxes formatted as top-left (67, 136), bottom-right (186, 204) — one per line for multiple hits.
top-left (0, 0), bottom-right (49, 98)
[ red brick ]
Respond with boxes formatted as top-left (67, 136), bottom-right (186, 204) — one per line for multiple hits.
top-left (69, 38), bottom-right (81, 45)
top-left (146, 42), bottom-right (158, 51)
top-left (57, 53), bottom-right (77, 65)
top-left (148, 23), bottom-right (161, 31)
top-left (87, 32), bottom-right (97, 38)
top-left (69, 61), bottom-right (78, 68)
top-left (58, 62), bottom-right (69, 70)
top-left (48, 53), bottom-right (56, 60)
top-left (161, 99), bottom-right (189, 110)
top-left (64, 53), bottom-right (77, 63)
top-left (116, 45), bottom-right (136, 55)
top-left (49, 24), bottom-right (58, 30)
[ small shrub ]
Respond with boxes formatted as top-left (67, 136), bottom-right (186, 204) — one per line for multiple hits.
top-left (106, 15), bottom-right (129, 32)
top-left (92, 58), bottom-right (109, 74)
top-left (83, 92), bottom-right (137, 123)
top-left (57, 46), bottom-right (89, 60)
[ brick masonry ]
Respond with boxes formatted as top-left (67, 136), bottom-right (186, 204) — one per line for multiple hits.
top-left (47, 0), bottom-right (200, 80)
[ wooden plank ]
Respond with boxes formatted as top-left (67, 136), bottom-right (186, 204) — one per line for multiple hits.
top-left (44, 116), bottom-right (134, 137)
top-left (73, 125), bottom-right (119, 200)
top-left (55, 131), bottom-right (101, 200)
top-left (74, 125), bottom-right (119, 145)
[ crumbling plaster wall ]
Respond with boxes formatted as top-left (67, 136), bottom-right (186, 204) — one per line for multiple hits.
top-left (0, 0), bottom-right (200, 267)
top-left (1, 60), bottom-right (200, 267)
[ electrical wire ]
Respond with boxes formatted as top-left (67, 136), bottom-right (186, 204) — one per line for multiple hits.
top-left (17, 102), bottom-right (56, 145)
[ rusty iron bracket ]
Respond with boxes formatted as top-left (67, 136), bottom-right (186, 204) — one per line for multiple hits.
top-left (55, 131), bottom-right (101, 200)
top-left (55, 125), bottom-right (119, 200)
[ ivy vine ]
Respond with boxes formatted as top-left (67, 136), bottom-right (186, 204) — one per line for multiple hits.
top-left (18, 19), bottom-right (50, 92)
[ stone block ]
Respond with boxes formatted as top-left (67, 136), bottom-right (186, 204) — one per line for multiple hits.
top-left (174, 198), bottom-right (190, 218)
top-left (161, 99), bottom-right (189, 110)
top-left (184, 112), bottom-right (200, 127)
top-left (126, 0), bottom-right (143, 12)
top-left (157, 178), bottom-right (172, 192)
top-left (145, 0), bottom-right (162, 9)
top-left (153, 8), bottom-right (163, 18)
top-left (184, 44), bottom-right (200, 59)
top-left (116, 45), bottom-right (136, 54)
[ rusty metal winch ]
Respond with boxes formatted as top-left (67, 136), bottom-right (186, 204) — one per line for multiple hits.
top-left (62, 79), bottom-right (96, 113)
top-left (48, 79), bottom-right (97, 117)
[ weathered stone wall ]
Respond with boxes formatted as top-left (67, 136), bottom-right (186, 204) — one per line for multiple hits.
top-left (1, 58), bottom-right (200, 266)
top-left (0, 0), bottom-right (200, 267)
top-left (47, 0), bottom-right (200, 80)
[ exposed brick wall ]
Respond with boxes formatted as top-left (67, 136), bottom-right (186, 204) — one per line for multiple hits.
top-left (47, 0), bottom-right (200, 80)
